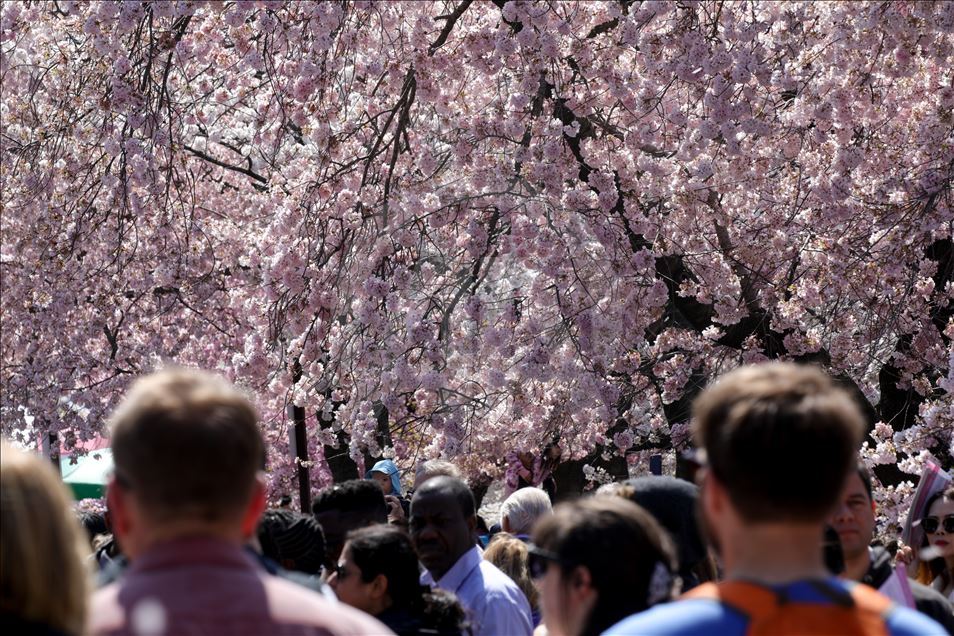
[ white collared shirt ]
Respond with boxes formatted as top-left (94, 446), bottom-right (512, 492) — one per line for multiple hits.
top-left (421, 545), bottom-right (532, 636)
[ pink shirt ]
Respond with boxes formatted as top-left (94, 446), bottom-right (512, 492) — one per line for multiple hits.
top-left (89, 537), bottom-right (393, 636)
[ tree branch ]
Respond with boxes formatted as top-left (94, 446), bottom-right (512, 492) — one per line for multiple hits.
top-left (430, 0), bottom-right (473, 54)
top-left (184, 144), bottom-right (267, 185)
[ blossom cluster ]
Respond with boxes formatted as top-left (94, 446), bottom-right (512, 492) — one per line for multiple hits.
top-left (1, 1), bottom-right (950, 525)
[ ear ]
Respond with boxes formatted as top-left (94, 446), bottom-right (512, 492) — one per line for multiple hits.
top-left (467, 513), bottom-right (478, 534)
top-left (369, 573), bottom-right (389, 600)
top-left (571, 565), bottom-right (593, 591)
top-left (569, 565), bottom-right (598, 610)
top-left (106, 477), bottom-right (132, 539)
top-left (501, 516), bottom-right (511, 533)
top-left (701, 469), bottom-right (726, 514)
top-left (240, 477), bottom-right (267, 539)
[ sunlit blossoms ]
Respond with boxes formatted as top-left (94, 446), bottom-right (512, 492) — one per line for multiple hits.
top-left (1, 2), bottom-right (951, 513)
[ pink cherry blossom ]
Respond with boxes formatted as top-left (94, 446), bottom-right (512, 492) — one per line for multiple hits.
top-left (0, 1), bottom-right (950, 521)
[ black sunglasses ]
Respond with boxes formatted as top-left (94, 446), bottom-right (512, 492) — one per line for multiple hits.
top-left (527, 544), bottom-right (568, 579)
top-left (920, 515), bottom-right (954, 534)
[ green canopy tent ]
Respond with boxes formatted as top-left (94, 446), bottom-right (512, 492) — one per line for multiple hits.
top-left (60, 449), bottom-right (113, 500)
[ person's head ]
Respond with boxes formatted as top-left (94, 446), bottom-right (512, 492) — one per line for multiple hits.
top-left (622, 476), bottom-right (714, 590)
top-left (484, 533), bottom-right (538, 609)
top-left (530, 497), bottom-right (676, 636)
top-left (1, 442), bottom-right (91, 635)
top-left (77, 511), bottom-right (109, 548)
top-left (413, 459), bottom-right (461, 490)
top-left (692, 363), bottom-right (865, 538)
top-left (594, 482), bottom-right (632, 497)
top-left (257, 509), bottom-right (326, 575)
top-left (409, 476), bottom-right (476, 579)
top-left (106, 368), bottom-right (266, 558)
top-left (918, 486), bottom-right (954, 580)
top-left (366, 459), bottom-right (402, 496)
top-left (311, 479), bottom-right (387, 569)
top-left (332, 525), bottom-right (469, 632)
top-left (829, 464), bottom-right (877, 565)
top-left (500, 487), bottom-right (553, 535)
top-left (330, 524), bottom-right (421, 615)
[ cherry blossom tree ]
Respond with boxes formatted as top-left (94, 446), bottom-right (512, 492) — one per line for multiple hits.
top-left (1, 1), bottom-right (951, 519)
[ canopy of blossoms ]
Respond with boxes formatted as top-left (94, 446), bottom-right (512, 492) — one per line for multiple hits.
top-left (1, 1), bottom-right (951, 525)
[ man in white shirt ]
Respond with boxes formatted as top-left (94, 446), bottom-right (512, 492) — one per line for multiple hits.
top-left (410, 476), bottom-right (532, 636)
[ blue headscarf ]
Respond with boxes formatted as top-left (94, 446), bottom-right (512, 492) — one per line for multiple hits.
top-left (366, 459), bottom-right (403, 496)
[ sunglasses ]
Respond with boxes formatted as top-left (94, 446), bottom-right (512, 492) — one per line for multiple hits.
top-left (527, 544), bottom-right (568, 579)
top-left (920, 515), bottom-right (954, 534)
top-left (333, 563), bottom-right (351, 580)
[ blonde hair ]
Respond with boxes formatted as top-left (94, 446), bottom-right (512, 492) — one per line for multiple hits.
top-left (483, 533), bottom-right (538, 609)
top-left (1, 441), bottom-right (91, 635)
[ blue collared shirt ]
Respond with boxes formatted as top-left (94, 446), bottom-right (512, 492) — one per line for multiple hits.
top-left (422, 545), bottom-right (532, 636)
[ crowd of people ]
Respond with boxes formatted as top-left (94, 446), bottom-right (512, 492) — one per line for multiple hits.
top-left (1, 362), bottom-right (952, 635)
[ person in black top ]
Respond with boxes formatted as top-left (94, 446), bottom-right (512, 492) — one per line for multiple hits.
top-left (328, 524), bottom-right (468, 635)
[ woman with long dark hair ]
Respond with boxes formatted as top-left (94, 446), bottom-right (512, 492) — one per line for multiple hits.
top-left (529, 497), bottom-right (676, 636)
top-left (329, 524), bottom-right (468, 635)
top-left (916, 486), bottom-right (954, 601)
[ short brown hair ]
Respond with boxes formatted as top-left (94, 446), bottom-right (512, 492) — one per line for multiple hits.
top-left (1, 442), bottom-right (91, 634)
top-left (109, 368), bottom-right (263, 522)
top-left (692, 362), bottom-right (865, 523)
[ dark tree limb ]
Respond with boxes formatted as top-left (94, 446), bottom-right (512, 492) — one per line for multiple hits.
top-left (184, 144), bottom-right (267, 184)
top-left (430, 0), bottom-right (473, 54)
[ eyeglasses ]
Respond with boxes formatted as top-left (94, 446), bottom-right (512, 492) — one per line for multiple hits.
top-left (527, 544), bottom-right (567, 580)
top-left (920, 515), bottom-right (954, 534)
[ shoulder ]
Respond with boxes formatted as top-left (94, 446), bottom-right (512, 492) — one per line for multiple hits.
top-left (840, 580), bottom-right (947, 636)
top-left (830, 581), bottom-right (948, 636)
top-left (88, 583), bottom-right (124, 634)
top-left (2, 615), bottom-right (73, 636)
top-left (263, 576), bottom-right (395, 634)
top-left (602, 599), bottom-right (748, 636)
top-left (884, 604), bottom-right (949, 636)
top-left (909, 578), bottom-right (954, 619)
top-left (477, 560), bottom-right (530, 603)
top-left (90, 580), bottom-right (121, 606)
top-left (863, 547), bottom-right (893, 587)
